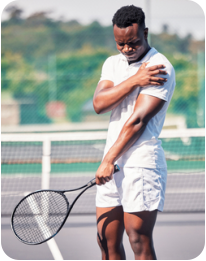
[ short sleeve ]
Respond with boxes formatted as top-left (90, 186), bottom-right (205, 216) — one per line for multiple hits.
top-left (99, 56), bottom-right (114, 83)
top-left (140, 61), bottom-right (175, 102)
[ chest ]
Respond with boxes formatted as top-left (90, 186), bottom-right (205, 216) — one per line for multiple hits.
top-left (113, 62), bottom-right (141, 112)
top-left (113, 62), bottom-right (141, 85)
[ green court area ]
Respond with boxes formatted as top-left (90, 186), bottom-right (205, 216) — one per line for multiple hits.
top-left (1, 162), bottom-right (100, 174)
top-left (1, 160), bottom-right (205, 175)
top-left (1, 136), bottom-right (205, 175)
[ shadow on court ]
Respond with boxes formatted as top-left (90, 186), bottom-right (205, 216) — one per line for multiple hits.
top-left (1, 212), bottom-right (205, 260)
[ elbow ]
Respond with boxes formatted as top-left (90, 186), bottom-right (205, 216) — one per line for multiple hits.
top-left (93, 99), bottom-right (103, 114)
top-left (94, 108), bottom-right (102, 115)
top-left (125, 116), bottom-right (148, 134)
top-left (137, 116), bottom-right (149, 126)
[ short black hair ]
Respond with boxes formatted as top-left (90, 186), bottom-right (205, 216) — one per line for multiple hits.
top-left (112, 5), bottom-right (145, 28)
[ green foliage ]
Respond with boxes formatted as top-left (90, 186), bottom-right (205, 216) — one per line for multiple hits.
top-left (151, 32), bottom-right (192, 54)
top-left (1, 48), bottom-right (111, 123)
top-left (55, 50), bottom-right (111, 121)
top-left (1, 14), bottom-right (116, 61)
top-left (1, 52), bottom-right (52, 124)
top-left (1, 52), bottom-right (38, 94)
top-left (1, 11), bottom-right (205, 126)
top-left (165, 53), bottom-right (199, 127)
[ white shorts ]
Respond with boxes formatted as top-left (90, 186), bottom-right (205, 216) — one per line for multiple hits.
top-left (96, 166), bottom-right (167, 213)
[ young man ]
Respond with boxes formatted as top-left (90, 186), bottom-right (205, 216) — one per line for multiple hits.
top-left (93, 5), bottom-right (175, 260)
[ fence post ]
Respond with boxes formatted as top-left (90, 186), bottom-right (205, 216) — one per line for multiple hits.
top-left (42, 138), bottom-right (51, 190)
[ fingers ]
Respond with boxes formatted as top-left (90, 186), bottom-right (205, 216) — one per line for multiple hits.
top-left (96, 177), bottom-right (106, 186)
top-left (140, 64), bottom-right (167, 76)
top-left (95, 163), bottom-right (114, 185)
top-left (149, 81), bottom-right (165, 86)
top-left (150, 69), bottom-right (167, 76)
top-left (150, 76), bottom-right (167, 85)
top-left (148, 64), bottom-right (166, 71)
top-left (96, 176), bottom-right (112, 185)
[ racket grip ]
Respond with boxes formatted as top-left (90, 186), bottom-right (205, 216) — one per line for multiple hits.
top-left (89, 164), bottom-right (120, 186)
top-left (114, 164), bottom-right (120, 173)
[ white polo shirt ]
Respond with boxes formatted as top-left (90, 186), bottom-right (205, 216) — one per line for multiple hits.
top-left (99, 47), bottom-right (175, 169)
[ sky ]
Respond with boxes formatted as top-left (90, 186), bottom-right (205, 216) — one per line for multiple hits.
top-left (0, 0), bottom-right (205, 40)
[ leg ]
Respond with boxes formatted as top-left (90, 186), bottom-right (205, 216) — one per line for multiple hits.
top-left (96, 206), bottom-right (126, 260)
top-left (124, 210), bottom-right (158, 260)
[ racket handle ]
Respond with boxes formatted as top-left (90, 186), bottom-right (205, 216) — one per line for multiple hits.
top-left (114, 164), bottom-right (120, 173)
top-left (89, 164), bottom-right (120, 186)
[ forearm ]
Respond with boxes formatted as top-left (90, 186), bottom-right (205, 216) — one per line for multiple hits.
top-left (95, 93), bottom-right (166, 185)
top-left (103, 119), bottom-right (146, 164)
top-left (93, 76), bottom-right (137, 114)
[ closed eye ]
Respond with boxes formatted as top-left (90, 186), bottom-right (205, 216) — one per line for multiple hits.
top-left (117, 40), bottom-right (140, 47)
top-left (129, 40), bottom-right (140, 45)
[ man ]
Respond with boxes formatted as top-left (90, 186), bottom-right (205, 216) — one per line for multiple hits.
top-left (93, 5), bottom-right (175, 260)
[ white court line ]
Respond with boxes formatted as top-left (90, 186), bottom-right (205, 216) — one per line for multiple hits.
top-left (47, 238), bottom-right (64, 260)
top-left (26, 194), bottom-right (64, 260)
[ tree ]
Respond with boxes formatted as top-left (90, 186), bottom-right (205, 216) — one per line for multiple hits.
top-left (1, 12), bottom-right (204, 125)
top-left (162, 24), bottom-right (169, 34)
top-left (5, 5), bottom-right (23, 21)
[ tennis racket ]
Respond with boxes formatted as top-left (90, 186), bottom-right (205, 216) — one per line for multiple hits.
top-left (11, 164), bottom-right (120, 245)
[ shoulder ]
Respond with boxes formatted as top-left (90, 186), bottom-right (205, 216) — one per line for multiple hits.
top-left (149, 50), bottom-right (175, 75)
top-left (103, 53), bottom-right (124, 67)
top-left (140, 49), bottom-right (176, 101)
top-left (99, 54), bottom-right (124, 82)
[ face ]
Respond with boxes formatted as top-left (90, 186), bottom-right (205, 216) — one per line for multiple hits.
top-left (113, 23), bottom-right (149, 64)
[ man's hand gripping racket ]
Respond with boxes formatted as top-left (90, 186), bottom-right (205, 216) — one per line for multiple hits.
top-left (11, 164), bottom-right (120, 245)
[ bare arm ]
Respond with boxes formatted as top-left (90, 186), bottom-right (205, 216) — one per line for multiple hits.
top-left (95, 93), bottom-right (166, 185)
top-left (93, 63), bottom-right (167, 114)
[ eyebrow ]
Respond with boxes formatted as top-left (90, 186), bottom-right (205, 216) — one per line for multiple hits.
top-left (128, 37), bottom-right (140, 42)
top-left (115, 37), bottom-right (140, 43)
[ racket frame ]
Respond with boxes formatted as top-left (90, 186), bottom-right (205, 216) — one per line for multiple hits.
top-left (11, 164), bottom-right (120, 245)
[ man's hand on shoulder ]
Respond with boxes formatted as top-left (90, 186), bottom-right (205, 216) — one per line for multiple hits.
top-left (132, 62), bottom-right (168, 87)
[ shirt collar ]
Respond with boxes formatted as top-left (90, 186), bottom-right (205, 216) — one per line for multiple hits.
top-left (119, 47), bottom-right (158, 65)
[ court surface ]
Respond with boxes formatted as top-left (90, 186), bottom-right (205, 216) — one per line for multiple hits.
top-left (1, 212), bottom-right (205, 260)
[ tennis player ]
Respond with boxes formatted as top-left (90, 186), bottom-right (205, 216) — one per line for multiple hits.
top-left (93, 5), bottom-right (175, 260)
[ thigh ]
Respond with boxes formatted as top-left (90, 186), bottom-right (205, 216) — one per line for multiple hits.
top-left (96, 206), bottom-right (125, 244)
top-left (124, 210), bottom-right (158, 237)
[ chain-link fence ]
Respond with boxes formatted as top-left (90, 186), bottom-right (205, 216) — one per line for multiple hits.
top-left (1, 8), bottom-right (205, 128)
top-left (1, 2), bottom-right (205, 219)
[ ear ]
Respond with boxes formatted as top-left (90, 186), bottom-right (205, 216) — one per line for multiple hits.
top-left (144, 28), bottom-right (149, 40)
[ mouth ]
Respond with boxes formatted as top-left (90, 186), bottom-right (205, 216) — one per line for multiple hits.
top-left (122, 52), bottom-right (137, 59)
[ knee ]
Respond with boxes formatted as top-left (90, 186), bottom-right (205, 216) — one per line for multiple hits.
top-left (97, 232), bottom-right (123, 255)
top-left (127, 230), bottom-right (143, 254)
top-left (127, 229), bottom-right (153, 254)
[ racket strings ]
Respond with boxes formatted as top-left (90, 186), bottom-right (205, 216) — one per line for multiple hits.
top-left (12, 191), bottom-right (69, 244)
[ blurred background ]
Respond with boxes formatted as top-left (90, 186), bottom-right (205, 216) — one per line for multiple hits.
top-left (1, 0), bottom-right (205, 129)
top-left (1, 0), bottom-right (205, 207)
top-left (1, 0), bottom-right (205, 260)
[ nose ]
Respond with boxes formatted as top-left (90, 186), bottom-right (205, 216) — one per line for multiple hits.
top-left (123, 44), bottom-right (132, 53)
